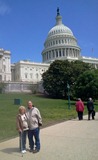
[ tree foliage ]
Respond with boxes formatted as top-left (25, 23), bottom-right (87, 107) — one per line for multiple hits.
top-left (42, 60), bottom-right (92, 98)
top-left (74, 70), bottom-right (98, 100)
top-left (0, 82), bottom-right (6, 93)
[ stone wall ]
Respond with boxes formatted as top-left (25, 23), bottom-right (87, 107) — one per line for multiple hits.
top-left (3, 82), bottom-right (44, 93)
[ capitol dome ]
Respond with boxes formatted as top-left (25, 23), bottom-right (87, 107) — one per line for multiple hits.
top-left (42, 8), bottom-right (81, 63)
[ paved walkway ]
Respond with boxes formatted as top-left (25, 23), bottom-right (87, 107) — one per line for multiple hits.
top-left (0, 113), bottom-right (98, 160)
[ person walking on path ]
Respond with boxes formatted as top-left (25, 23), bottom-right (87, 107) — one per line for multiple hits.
top-left (26, 101), bottom-right (42, 153)
top-left (87, 98), bottom-right (95, 120)
top-left (16, 106), bottom-right (29, 154)
top-left (75, 98), bottom-right (84, 120)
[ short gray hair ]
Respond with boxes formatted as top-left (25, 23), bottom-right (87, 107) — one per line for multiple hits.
top-left (89, 98), bottom-right (92, 101)
top-left (78, 98), bottom-right (81, 101)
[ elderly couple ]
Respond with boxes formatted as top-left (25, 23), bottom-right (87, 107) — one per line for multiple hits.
top-left (16, 101), bottom-right (42, 154)
top-left (76, 98), bottom-right (95, 120)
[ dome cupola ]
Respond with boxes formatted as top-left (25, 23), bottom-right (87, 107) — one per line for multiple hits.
top-left (48, 8), bottom-right (73, 38)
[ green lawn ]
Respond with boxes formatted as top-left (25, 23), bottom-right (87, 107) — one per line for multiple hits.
top-left (0, 93), bottom-right (97, 142)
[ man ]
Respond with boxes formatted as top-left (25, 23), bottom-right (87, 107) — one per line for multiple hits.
top-left (87, 98), bottom-right (95, 120)
top-left (26, 101), bottom-right (42, 153)
top-left (75, 98), bottom-right (84, 120)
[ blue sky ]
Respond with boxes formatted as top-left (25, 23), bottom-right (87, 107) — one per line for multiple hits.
top-left (0, 0), bottom-right (98, 63)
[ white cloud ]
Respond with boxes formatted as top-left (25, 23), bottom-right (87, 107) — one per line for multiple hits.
top-left (0, 1), bottom-right (10, 15)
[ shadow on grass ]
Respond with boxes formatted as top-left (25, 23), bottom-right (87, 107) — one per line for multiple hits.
top-left (35, 94), bottom-right (76, 104)
top-left (35, 93), bottom-right (55, 99)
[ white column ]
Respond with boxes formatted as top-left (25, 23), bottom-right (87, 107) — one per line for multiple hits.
top-left (51, 51), bottom-right (52, 59)
top-left (44, 53), bottom-right (46, 61)
top-left (78, 50), bottom-right (80, 57)
top-left (0, 58), bottom-right (2, 72)
top-left (68, 48), bottom-right (70, 57)
top-left (52, 50), bottom-right (54, 58)
top-left (74, 50), bottom-right (76, 57)
top-left (61, 49), bottom-right (62, 57)
top-left (64, 49), bottom-right (66, 57)
top-left (47, 52), bottom-right (49, 60)
top-left (72, 49), bottom-right (74, 57)
top-left (43, 54), bottom-right (44, 62)
top-left (66, 48), bottom-right (68, 57)
top-left (54, 50), bottom-right (56, 58)
top-left (73, 50), bottom-right (74, 57)
top-left (58, 50), bottom-right (59, 57)
top-left (46, 52), bottom-right (47, 60)
top-left (70, 49), bottom-right (71, 57)
top-left (76, 50), bottom-right (78, 57)
top-left (43, 53), bottom-right (45, 61)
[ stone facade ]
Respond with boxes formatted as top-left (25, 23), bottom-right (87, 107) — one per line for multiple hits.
top-left (11, 60), bottom-right (49, 83)
top-left (0, 48), bottom-right (11, 82)
top-left (4, 82), bottom-right (32, 93)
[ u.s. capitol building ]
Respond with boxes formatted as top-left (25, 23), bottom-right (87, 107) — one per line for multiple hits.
top-left (0, 8), bottom-right (98, 84)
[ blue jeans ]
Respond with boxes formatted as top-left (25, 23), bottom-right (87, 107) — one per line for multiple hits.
top-left (28, 127), bottom-right (40, 150)
top-left (19, 130), bottom-right (28, 151)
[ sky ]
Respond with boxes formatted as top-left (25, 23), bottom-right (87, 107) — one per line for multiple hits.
top-left (0, 0), bottom-right (98, 63)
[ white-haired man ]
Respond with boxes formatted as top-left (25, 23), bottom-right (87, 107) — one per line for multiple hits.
top-left (87, 98), bottom-right (95, 120)
top-left (26, 101), bottom-right (42, 153)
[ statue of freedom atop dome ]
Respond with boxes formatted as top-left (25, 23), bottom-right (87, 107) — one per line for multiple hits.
top-left (57, 7), bottom-right (60, 16)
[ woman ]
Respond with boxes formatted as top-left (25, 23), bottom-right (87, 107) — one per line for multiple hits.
top-left (75, 98), bottom-right (84, 120)
top-left (16, 106), bottom-right (29, 153)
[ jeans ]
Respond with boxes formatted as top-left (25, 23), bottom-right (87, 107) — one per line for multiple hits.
top-left (19, 130), bottom-right (28, 151)
top-left (28, 127), bottom-right (40, 150)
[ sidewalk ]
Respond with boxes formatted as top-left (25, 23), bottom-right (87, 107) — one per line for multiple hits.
top-left (0, 113), bottom-right (98, 160)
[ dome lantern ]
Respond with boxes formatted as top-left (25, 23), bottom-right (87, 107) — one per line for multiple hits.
top-left (56, 7), bottom-right (62, 25)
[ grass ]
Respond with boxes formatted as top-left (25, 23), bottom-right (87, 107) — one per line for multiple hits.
top-left (0, 93), bottom-right (98, 142)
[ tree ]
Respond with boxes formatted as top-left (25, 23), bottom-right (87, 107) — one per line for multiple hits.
top-left (74, 70), bottom-right (98, 100)
top-left (0, 82), bottom-right (6, 93)
top-left (42, 60), bottom-right (69, 98)
top-left (69, 60), bottom-right (93, 97)
top-left (42, 60), bottom-right (92, 98)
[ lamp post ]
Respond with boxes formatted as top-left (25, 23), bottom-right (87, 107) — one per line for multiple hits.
top-left (67, 82), bottom-right (71, 109)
